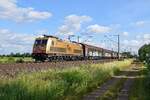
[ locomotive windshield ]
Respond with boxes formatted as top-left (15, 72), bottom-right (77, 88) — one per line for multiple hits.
top-left (34, 39), bottom-right (48, 45)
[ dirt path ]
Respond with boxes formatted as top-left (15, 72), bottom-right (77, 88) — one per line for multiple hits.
top-left (117, 64), bottom-right (140, 100)
top-left (83, 63), bottom-right (141, 100)
top-left (83, 77), bottom-right (121, 100)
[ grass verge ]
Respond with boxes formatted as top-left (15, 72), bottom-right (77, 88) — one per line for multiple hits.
top-left (0, 60), bottom-right (132, 100)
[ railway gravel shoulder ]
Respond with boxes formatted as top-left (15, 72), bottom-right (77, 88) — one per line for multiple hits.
top-left (0, 59), bottom-right (116, 78)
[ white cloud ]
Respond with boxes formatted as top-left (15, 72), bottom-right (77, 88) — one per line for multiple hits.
top-left (36, 29), bottom-right (49, 36)
top-left (123, 34), bottom-right (150, 53)
top-left (131, 20), bottom-right (150, 27)
top-left (135, 21), bottom-right (146, 27)
top-left (143, 33), bottom-right (150, 40)
top-left (122, 40), bottom-right (141, 54)
top-left (130, 40), bottom-right (141, 47)
top-left (136, 35), bottom-right (141, 39)
top-left (57, 14), bottom-right (92, 35)
top-left (0, 29), bottom-right (36, 54)
top-left (135, 34), bottom-right (150, 40)
top-left (86, 24), bottom-right (111, 34)
top-left (58, 25), bottom-right (74, 35)
top-left (122, 32), bottom-right (129, 36)
top-left (0, 0), bottom-right (52, 22)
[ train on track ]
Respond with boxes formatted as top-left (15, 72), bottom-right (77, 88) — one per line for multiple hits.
top-left (32, 35), bottom-right (124, 61)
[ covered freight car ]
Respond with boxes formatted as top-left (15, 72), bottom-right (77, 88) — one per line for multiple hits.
top-left (80, 44), bottom-right (104, 60)
top-left (80, 43), bottom-right (118, 60)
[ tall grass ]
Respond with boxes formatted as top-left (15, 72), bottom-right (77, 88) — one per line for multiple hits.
top-left (0, 60), bottom-right (132, 100)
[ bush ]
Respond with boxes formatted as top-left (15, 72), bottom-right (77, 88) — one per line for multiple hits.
top-left (138, 44), bottom-right (150, 65)
top-left (16, 58), bottom-right (24, 63)
top-left (139, 44), bottom-right (150, 72)
top-left (7, 57), bottom-right (15, 63)
top-left (145, 71), bottom-right (150, 92)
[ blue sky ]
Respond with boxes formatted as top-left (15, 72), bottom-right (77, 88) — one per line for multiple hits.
top-left (0, 0), bottom-right (150, 54)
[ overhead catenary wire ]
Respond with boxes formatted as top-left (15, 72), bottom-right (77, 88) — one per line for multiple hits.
top-left (103, 35), bottom-right (133, 53)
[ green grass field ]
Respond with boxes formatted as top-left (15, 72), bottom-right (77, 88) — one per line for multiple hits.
top-left (0, 57), bottom-right (33, 63)
top-left (0, 60), bottom-right (132, 100)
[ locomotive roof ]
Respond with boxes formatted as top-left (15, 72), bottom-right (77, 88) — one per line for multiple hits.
top-left (43, 35), bottom-right (59, 39)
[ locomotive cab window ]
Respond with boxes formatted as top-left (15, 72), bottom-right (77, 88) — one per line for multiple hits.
top-left (35, 40), bottom-right (41, 45)
top-left (42, 40), bottom-right (48, 45)
top-left (35, 39), bottom-right (48, 45)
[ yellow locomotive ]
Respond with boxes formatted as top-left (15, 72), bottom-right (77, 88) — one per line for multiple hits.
top-left (32, 35), bottom-right (121, 61)
top-left (32, 35), bottom-right (83, 61)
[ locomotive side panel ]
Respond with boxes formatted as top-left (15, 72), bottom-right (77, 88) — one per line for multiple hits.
top-left (46, 38), bottom-right (83, 56)
top-left (46, 38), bottom-right (67, 55)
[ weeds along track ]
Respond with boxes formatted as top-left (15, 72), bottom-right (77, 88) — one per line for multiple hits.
top-left (0, 59), bottom-right (116, 78)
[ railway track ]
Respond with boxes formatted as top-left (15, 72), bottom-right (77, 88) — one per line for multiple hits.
top-left (0, 59), bottom-right (117, 78)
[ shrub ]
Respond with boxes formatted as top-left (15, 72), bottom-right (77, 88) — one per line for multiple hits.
top-left (145, 71), bottom-right (150, 93)
top-left (16, 58), bottom-right (24, 63)
top-left (7, 57), bottom-right (15, 63)
top-left (138, 44), bottom-right (150, 70)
